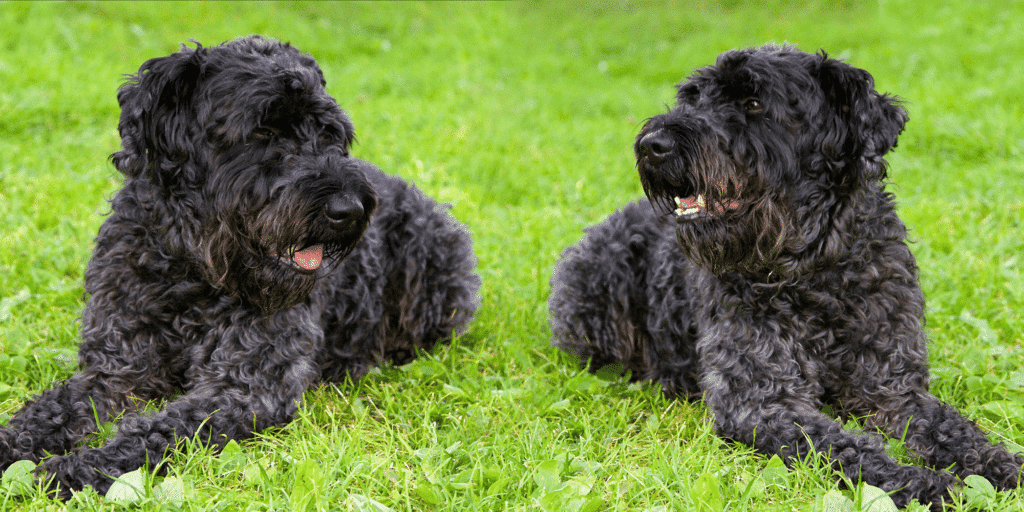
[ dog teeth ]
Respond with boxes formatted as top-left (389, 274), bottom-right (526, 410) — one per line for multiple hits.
top-left (673, 196), bottom-right (701, 217)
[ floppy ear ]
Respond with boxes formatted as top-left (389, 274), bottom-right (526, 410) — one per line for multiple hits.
top-left (110, 43), bottom-right (206, 183)
top-left (812, 52), bottom-right (909, 188)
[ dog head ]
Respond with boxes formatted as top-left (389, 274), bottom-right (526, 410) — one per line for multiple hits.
top-left (635, 44), bottom-right (908, 278)
top-left (111, 35), bottom-right (377, 313)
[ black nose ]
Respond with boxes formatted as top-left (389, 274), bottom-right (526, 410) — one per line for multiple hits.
top-left (324, 195), bottom-right (365, 230)
top-left (638, 130), bottom-right (675, 164)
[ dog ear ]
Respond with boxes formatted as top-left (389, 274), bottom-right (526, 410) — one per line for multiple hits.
top-left (812, 52), bottom-right (909, 186)
top-left (110, 43), bottom-right (206, 182)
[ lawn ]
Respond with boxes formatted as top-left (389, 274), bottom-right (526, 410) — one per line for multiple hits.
top-left (1, 1), bottom-right (1022, 511)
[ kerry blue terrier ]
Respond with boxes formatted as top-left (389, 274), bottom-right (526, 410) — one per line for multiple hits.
top-left (549, 44), bottom-right (1022, 509)
top-left (0, 35), bottom-right (480, 497)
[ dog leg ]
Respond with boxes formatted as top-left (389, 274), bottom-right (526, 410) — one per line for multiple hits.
top-left (874, 393), bottom-right (1024, 491)
top-left (0, 375), bottom-right (102, 468)
top-left (831, 325), bottom-right (1024, 494)
top-left (374, 182), bottom-right (481, 364)
top-left (700, 329), bottom-right (959, 511)
top-left (706, 396), bottom-right (958, 510)
top-left (0, 371), bottom-right (152, 470)
top-left (39, 376), bottom-right (310, 498)
top-left (38, 312), bottom-right (320, 499)
top-left (549, 201), bottom-right (667, 377)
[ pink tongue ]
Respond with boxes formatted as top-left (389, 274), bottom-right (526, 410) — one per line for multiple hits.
top-left (292, 244), bottom-right (323, 270)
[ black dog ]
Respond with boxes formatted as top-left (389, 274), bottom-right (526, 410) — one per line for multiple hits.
top-left (549, 45), bottom-right (1022, 509)
top-left (0, 35), bottom-right (480, 497)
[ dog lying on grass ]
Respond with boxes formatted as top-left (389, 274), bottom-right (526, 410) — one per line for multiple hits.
top-left (549, 44), bottom-right (1023, 510)
top-left (0, 35), bottom-right (480, 498)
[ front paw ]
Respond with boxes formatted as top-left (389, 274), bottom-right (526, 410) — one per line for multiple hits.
top-left (38, 454), bottom-right (113, 500)
top-left (974, 447), bottom-right (1024, 490)
top-left (886, 468), bottom-right (960, 511)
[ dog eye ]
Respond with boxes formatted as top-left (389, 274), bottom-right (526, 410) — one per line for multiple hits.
top-left (743, 98), bottom-right (765, 113)
top-left (251, 127), bottom-right (277, 140)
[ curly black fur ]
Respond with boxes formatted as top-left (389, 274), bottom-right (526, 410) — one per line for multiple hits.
top-left (549, 45), bottom-right (1023, 510)
top-left (0, 35), bottom-right (480, 497)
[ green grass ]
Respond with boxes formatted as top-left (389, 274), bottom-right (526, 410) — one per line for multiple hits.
top-left (1, 1), bottom-right (1022, 510)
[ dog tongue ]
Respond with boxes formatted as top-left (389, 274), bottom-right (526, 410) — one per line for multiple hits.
top-left (292, 244), bottom-right (323, 270)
